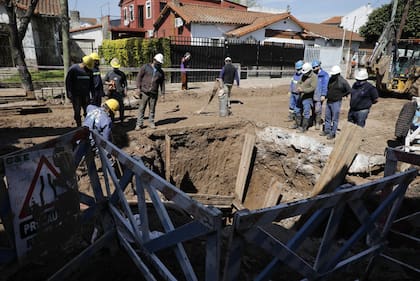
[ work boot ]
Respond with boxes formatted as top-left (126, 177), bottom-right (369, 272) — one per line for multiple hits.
top-left (327, 133), bottom-right (336, 140)
top-left (135, 123), bottom-right (143, 131)
top-left (287, 111), bottom-right (295, 122)
top-left (315, 114), bottom-right (322, 130)
top-left (290, 115), bottom-right (301, 129)
top-left (297, 118), bottom-right (309, 133)
top-left (319, 130), bottom-right (329, 136)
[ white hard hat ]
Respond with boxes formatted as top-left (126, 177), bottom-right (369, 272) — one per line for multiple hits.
top-left (301, 62), bottom-right (312, 74)
top-left (225, 57), bottom-right (232, 62)
top-left (355, 68), bottom-right (369, 80)
top-left (154, 53), bottom-right (164, 64)
top-left (330, 65), bottom-right (341, 75)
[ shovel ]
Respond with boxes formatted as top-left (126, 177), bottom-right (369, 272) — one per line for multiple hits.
top-left (194, 78), bottom-right (223, 114)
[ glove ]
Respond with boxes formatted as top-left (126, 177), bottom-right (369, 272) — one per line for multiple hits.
top-left (321, 96), bottom-right (326, 102)
top-left (287, 91), bottom-right (291, 97)
top-left (107, 80), bottom-right (116, 91)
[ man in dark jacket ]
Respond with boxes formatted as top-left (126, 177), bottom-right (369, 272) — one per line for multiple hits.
top-left (293, 62), bottom-right (317, 133)
top-left (90, 52), bottom-right (105, 106)
top-left (104, 58), bottom-right (127, 123)
top-left (219, 57), bottom-right (240, 109)
top-left (321, 65), bottom-right (351, 139)
top-left (65, 55), bottom-right (94, 127)
top-left (135, 53), bottom-right (165, 130)
top-left (348, 68), bottom-right (378, 127)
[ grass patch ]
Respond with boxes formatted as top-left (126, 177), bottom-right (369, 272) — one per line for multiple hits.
top-left (3, 70), bottom-right (64, 83)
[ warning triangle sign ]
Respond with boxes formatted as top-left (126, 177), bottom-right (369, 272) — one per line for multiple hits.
top-left (19, 156), bottom-right (61, 219)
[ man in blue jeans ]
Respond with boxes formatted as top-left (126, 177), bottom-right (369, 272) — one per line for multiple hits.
top-left (312, 60), bottom-right (329, 130)
top-left (293, 62), bottom-right (317, 133)
top-left (348, 68), bottom-right (378, 127)
top-left (287, 60), bottom-right (303, 122)
top-left (321, 65), bottom-right (351, 139)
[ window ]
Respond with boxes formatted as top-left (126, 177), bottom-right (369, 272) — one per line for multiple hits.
top-left (123, 7), bottom-right (127, 21)
top-left (129, 5), bottom-right (134, 21)
top-left (146, 0), bottom-right (151, 19)
top-left (138, 5), bottom-right (144, 27)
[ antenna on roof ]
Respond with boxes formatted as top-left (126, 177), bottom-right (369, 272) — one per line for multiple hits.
top-left (286, 5), bottom-right (291, 13)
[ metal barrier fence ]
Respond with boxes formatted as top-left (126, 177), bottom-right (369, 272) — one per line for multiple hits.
top-left (382, 147), bottom-right (420, 274)
top-left (0, 128), bottom-right (416, 280)
top-left (0, 128), bottom-right (223, 280)
top-left (222, 168), bottom-right (417, 281)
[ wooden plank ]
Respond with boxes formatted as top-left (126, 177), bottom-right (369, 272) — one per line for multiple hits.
top-left (165, 134), bottom-right (171, 181)
top-left (234, 134), bottom-right (256, 203)
top-left (188, 193), bottom-right (234, 208)
top-left (311, 122), bottom-right (363, 196)
top-left (262, 181), bottom-right (283, 208)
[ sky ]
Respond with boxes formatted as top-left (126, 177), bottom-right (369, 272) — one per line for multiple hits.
top-left (68, 0), bottom-right (392, 23)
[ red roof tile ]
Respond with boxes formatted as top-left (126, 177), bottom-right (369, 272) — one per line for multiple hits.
top-left (301, 22), bottom-right (364, 42)
top-left (321, 16), bottom-right (342, 25)
top-left (16, 0), bottom-right (61, 16)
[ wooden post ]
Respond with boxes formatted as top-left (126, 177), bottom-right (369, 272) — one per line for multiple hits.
top-left (311, 122), bottom-right (363, 196)
top-left (262, 180), bottom-right (283, 208)
top-left (165, 134), bottom-right (171, 181)
top-left (234, 134), bottom-right (256, 203)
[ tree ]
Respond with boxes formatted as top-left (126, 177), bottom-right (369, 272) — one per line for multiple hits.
top-left (4, 0), bottom-right (40, 98)
top-left (360, 0), bottom-right (420, 43)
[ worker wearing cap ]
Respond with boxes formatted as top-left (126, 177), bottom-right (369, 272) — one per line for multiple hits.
top-left (312, 60), bottom-right (329, 130)
top-left (135, 53), bottom-right (165, 130)
top-left (288, 60), bottom-right (304, 122)
top-left (321, 65), bottom-right (351, 139)
top-left (348, 68), bottom-right (378, 127)
top-left (83, 98), bottom-right (119, 143)
top-left (90, 52), bottom-right (105, 106)
top-left (219, 57), bottom-right (240, 109)
top-left (65, 55), bottom-right (95, 127)
top-left (294, 62), bottom-right (317, 133)
top-left (104, 58), bottom-right (127, 124)
top-left (181, 52), bottom-right (191, 90)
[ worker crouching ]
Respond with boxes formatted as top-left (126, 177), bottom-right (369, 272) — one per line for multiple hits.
top-left (83, 98), bottom-right (120, 144)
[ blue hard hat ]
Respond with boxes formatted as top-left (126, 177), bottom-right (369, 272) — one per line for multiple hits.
top-left (295, 60), bottom-right (304, 70)
top-left (312, 60), bottom-right (321, 68)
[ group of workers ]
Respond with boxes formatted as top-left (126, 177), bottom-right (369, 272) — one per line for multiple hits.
top-left (288, 60), bottom-right (378, 139)
top-left (65, 52), bottom-right (166, 141)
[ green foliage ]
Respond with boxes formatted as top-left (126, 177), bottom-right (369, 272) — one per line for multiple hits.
top-left (3, 70), bottom-right (64, 83)
top-left (100, 38), bottom-right (171, 67)
top-left (360, 0), bottom-right (420, 43)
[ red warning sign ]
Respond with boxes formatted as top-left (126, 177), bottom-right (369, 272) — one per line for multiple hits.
top-left (19, 155), bottom-right (60, 219)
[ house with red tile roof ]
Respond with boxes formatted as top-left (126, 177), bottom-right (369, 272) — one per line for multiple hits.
top-left (114, 0), bottom-right (246, 38)
top-left (0, 0), bottom-right (62, 66)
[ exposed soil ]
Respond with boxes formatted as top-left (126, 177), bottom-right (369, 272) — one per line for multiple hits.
top-left (0, 79), bottom-right (419, 280)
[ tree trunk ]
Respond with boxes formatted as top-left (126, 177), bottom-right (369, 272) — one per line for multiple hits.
top-left (5, 0), bottom-right (39, 99)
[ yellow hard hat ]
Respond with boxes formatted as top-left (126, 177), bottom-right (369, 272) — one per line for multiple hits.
top-left (104, 98), bottom-right (119, 113)
top-left (90, 52), bottom-right (100, 61)
top-left (82, 55), bottom-right (94, 69)
top-left (110, 58), bottom-right (121, 68)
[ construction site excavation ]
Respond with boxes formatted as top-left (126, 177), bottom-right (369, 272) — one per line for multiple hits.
top-left (1, 80), bottom-right (419, 281)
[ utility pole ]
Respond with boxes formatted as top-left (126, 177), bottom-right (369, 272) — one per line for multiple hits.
top-left (346, 16), bottom-right (356, 79)
top-left (60, 0), bottom-right (70, 103)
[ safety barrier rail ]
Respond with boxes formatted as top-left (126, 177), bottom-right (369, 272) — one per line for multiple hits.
top-left (382, 147), bottom-right (420, 274)
top-left (0, 127), bottom-right (223, 281)
top-left (222, 167), bottom-right (417, 281)
top-left (0, 129), bottom-right (417, 280)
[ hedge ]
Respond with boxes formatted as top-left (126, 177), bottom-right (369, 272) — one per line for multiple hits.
top-left (99, 38), bottom-right (171, 68)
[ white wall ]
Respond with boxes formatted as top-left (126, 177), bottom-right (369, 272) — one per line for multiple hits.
top-left (191, 24), bottom-right (236, 39)
top-left (70, 28), bottom-right (103, 51)
top-left (341, 4), bottom-right (373, 33)
top-left (237, 18), bottom-right (303, 42)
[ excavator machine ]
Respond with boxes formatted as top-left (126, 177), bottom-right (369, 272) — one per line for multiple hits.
top-left (367, 0), bottom-right (419, 96)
